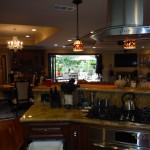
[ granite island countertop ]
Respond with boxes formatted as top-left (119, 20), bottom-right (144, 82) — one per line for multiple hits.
top-left (32, 84), bottom-right (150, 94)
top-left (20, 103), bottom-right (150, 131)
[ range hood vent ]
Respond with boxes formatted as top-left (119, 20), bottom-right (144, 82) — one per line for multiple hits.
top-left (91, 0), bottom-right (150, 41)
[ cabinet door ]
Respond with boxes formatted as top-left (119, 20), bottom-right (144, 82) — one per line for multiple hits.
top-left (23, 122), bottom-right (70, 150)
top-left (69, 123), bottom-right (88, 150)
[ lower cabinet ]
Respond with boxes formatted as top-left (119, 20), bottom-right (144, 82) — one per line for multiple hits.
top-left (69, 123), bottom-right (89, 150)
top-left (0, 119), bottom-right (24, 150)
top-left (22, 122), bottom-right (70, 150)
top-left (23, 121), bottom-right (112, 150)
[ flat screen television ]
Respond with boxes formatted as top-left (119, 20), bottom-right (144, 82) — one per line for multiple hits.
top-left (114, 53), bottom-right (137, 67)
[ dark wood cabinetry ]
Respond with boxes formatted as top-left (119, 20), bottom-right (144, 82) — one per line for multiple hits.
top-left (23, 122), bottom-right (70, 150)
top-left (22, 122), bottom-right (89, 150)
top-left (69, 123), bottom-right (88, 150)
top-left (11, 50), bottom-right (45, 75)
top-left (22, 120), bottom-right (150, 150)
top-left (0, 119), bottom-right (24, 150)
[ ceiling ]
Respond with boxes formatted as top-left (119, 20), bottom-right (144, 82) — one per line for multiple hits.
top-left (1, 0), bottom-right (150, 51)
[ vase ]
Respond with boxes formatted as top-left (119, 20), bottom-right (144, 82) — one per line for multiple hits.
top-left (64, 94), bottom-right (73, 105)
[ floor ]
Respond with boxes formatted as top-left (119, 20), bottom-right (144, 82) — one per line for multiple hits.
top-left (0, 100), bottom-right (28, 119)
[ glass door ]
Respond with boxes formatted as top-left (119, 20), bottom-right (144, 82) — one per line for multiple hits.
top-left (48, 54), bottom-right (56, 82)
top-left (48, 54), bottom-right (103, 83)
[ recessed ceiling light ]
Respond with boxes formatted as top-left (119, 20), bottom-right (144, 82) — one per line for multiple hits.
top-left (32, 28), bottom-right (36, 32)
top-left (62, 46), bottom-right (66, 48)
top-left (91, 31), bottom-right (94, 34)
top-left (68, 39), bottom-right (72, 42)
top-left (25, 35), bottom-right (30, 38)
top-left (93, 47), bottom-right (96, 49)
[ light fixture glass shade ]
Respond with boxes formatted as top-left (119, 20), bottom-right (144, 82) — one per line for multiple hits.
top-left (73, 39), bottom-right (83, 51)
top-left (7, 36), bottom-right (23, 52)
top-left (124, 39), bottom-right (136, 49)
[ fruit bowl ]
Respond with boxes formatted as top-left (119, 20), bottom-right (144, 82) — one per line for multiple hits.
top-left (114, 79), bottom-right (126, 88)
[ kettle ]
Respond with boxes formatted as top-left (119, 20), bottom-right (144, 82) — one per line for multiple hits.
top-left (122, 92), bottom-right (136, 111)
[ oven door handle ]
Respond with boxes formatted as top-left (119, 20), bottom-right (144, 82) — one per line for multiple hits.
top-left (92, 142), bottom-right (136, 150)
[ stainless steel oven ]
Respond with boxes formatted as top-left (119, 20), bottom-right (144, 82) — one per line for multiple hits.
top-left (89, 127), bottom-right (150, 150)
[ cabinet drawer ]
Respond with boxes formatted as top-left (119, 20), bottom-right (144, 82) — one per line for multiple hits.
top-left (31, 127), bottom-right (62, 135)
top-left (29, 126), bottom-right (64, 139)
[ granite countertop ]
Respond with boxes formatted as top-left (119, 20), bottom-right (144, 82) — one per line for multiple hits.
top-left (20, 103), bottom-right (150, 131)
top-left (32, 84), bottom-right (150, 94)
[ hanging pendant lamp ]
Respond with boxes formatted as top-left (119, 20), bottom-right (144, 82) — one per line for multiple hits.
top-left (72, 0), bottom-right (83, 51)
top-left (124, 39), bottom-right (136, 49)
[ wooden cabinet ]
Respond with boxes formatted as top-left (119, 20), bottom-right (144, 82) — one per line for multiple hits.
top-left (11, 50), bottom-right (45, 75)
top-left (0, 119), bottom-right (24, 150)
top-left (22, 122), bottom-right (89, 150)
top-left (66, 123), bottom-right (89, 150)
top-left (22, 122), bottom-right (70, 150)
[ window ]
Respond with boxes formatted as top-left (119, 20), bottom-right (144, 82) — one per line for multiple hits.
top-left (55, 55), bottom-right (99, 82)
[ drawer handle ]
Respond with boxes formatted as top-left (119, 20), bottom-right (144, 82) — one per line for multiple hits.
top-left (44, 129), bottom-right (48, 135)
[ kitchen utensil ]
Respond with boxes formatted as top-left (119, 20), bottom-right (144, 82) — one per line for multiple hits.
top-left (114, 79), bottom-right (126, 88)
top-left (122, 92), bottom-right (136, 111)
top-left (97, 98), bottom-right (109, 108)
top-left (50, 87), bottom-right (61, 108)
top-left (81, 101), bottom-right (92, 107)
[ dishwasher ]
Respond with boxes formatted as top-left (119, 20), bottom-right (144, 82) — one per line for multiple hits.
top-left (89, 127), bottom-right (150, 150)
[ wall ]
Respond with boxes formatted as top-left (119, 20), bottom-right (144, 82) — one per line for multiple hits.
top-left (1, 46), bottom-right (150, 84)
top-left (0, 48), bottom-right (11, 83)
top-left (45, 48), bottom-right (150, 82)
top-left (102, 49), bottom-right (150, 82)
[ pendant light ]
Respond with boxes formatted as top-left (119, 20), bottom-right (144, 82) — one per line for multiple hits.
top-left (124, 39), bottom-right (136, 49)
top-left (72, 0), bottom-right (83, 51)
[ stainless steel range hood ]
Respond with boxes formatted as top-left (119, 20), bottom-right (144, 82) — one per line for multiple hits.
top-left (91, 0), bottom-right (150, 42)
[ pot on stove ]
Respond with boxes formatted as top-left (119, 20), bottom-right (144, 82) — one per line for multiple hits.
top-left (122, 92), bottom-right (136, 111)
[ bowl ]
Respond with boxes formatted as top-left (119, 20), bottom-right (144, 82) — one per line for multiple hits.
top-left (81, 101), bottom-right (92, 107)
top-left (114, 79), bottom-right (126, 88)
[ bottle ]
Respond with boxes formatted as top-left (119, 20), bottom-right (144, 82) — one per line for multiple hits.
top-left (90, 92), bottom-right (95, 106)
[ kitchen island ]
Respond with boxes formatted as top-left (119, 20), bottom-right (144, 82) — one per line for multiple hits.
top-left (20, 103), bottom-right (150, 150)
top-left (20, 103), bottom-right (150, 130)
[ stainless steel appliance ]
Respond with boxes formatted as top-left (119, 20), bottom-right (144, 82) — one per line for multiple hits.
top-left (87, 97), bottom-right (150, 149)
top-left (122, 92), bottom-right (136, 111)
top-left (86, 105), bottom-right (150, 124)
top-left (89, 128), bottom-right (150, 150)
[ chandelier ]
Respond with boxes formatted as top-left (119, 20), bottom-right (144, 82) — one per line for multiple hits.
top-left (72, 0), bottom-right (83, 51)
top-left (7, 36), bottom-right (23, 52)
top-left (124, 39), bottom-right (136, 49)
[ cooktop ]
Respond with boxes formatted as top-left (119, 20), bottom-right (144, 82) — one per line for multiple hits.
top-left (86, 106), bottom-right (150, 124)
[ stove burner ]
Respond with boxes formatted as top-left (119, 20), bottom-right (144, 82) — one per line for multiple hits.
top-left (86, 106), bottom-right (150, 124)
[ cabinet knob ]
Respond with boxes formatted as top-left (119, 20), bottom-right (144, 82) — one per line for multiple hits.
top-left (73, 131), bottom-right (77, 137)
top-left (44, 129), bottom-right (48, 135)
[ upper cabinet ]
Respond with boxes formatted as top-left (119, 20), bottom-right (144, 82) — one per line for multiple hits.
top-left (11, 50), bottom-right (45, 75)
top-left (139, 54), bottom-right (150, 67)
